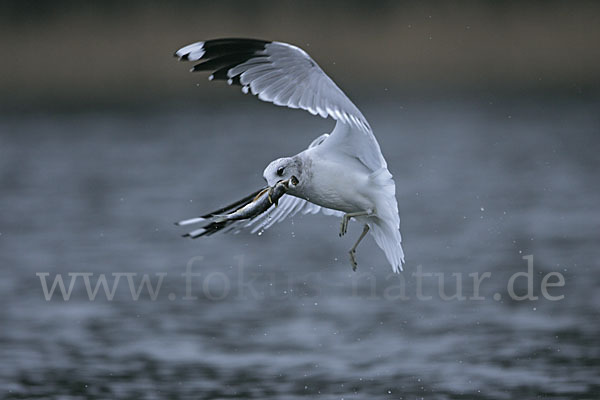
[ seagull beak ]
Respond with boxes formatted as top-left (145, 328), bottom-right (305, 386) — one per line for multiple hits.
top-left (277, 176), bottom-right (298, 188)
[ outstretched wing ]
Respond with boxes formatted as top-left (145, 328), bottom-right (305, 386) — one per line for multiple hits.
top-left (175, 38), bottom-right (387, 171)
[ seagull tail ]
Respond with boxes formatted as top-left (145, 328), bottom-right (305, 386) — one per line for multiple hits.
top-left (368, 168), bottom-right (405, 273)
top-left (369, 221), bottom-right (405, 273)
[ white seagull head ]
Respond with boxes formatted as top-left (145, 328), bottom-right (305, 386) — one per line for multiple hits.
top-left (263, 157), bottom-right (301, 189)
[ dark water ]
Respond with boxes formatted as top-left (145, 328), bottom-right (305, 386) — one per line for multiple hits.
top-left (1, 97), bottom-right (599, 399)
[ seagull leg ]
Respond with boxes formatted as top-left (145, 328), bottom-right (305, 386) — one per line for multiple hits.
top-left (339, 210), bottom-right (372, 237)
top-left (349, 224), bottom-right (370, 271)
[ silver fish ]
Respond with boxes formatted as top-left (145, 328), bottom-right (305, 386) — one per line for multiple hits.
top-left (177, 177), bottom-right (296, 238)
top-left (213, 179), bottom-right (290, 222)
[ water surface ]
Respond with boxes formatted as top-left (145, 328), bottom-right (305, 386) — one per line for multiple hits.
top-left (1, 97), bottom-right (599, 399)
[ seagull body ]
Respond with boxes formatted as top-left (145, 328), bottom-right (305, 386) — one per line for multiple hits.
top-left (175, 38), bottom-right (405, 272)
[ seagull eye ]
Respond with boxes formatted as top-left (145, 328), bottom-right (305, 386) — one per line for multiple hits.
top-left (276, 167), bottom-right (285, 176)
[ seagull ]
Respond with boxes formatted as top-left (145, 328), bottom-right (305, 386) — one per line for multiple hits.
top-left (175, 38), bottom-right (405, 272)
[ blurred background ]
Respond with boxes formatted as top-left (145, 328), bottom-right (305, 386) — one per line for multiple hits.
top-left (1, 1), bottom-right (599, 399)
top-left (2, 0), bottom-right (600, 108)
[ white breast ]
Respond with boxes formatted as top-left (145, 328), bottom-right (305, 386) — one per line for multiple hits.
top-left (292, 152), bottom-right (375, 214)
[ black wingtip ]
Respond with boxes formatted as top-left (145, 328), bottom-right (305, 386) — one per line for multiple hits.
top-left (180, 39), bottom-right (272, 79)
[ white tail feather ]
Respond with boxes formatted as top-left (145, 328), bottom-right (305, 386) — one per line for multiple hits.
top-left (369, 221), bottom-right (404, 273)
top-left (368, 167), bottom-right (404, 272)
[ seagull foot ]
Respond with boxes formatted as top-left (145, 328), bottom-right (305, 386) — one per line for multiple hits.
top-left (339, 216), bottom-right (349, 237)
top-left (349, 249), bottom-right (358, 271)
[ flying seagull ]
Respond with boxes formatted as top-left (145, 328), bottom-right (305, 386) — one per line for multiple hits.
top-left (174, 38), bottom-right (405, 272)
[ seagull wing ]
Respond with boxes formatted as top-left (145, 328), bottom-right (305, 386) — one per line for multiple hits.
top-left (175, 38), bottom-right (387, 171)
